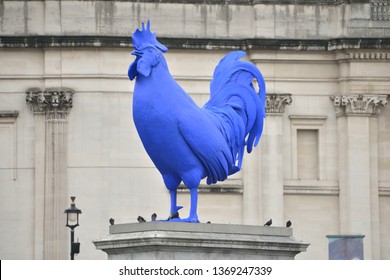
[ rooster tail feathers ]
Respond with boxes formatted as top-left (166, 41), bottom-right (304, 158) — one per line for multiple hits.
top-left (210, 51), bottom-right (246, 92)
top-left (210, 51), bottom-right (266, 103)
top-left (206, 50), bottom-right (266, 170)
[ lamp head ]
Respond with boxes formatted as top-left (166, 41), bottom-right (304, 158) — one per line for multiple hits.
top-left (65, 196), bottom-right (82, 229)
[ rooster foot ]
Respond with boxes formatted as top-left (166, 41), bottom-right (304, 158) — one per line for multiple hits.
top-left (168, 216), bottom-right (200, 223)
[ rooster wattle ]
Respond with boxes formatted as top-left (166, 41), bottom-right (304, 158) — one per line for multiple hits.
top-left (128, 21), bottom-right (266, 223)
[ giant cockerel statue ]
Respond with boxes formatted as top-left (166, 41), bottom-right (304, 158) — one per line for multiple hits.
top-left (128, 21), bottom-right (266, 223)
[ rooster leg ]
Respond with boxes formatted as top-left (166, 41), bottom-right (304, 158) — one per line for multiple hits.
top-left (169, 189), bottom-right (183, 217)
top-left (179, 171), bottom-right (201, 222)
top-left (169, 188), bottom-right (199, 223)
top-left (163, 174), bottom-right (183, 220)
top-left (187, 188), bottom-right (200, 223)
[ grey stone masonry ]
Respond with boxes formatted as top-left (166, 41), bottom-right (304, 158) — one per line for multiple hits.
top-left (93, 223), bottom-right (309, 260)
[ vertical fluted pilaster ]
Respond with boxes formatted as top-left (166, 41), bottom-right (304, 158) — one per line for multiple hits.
top-left (33, 112), bottom-right (45, 259)
top-left (243, 93), bottom-right (292, 226)
top-left (262, 94), bottom-right (292, 226)
top-left (331, 94), bottom-right (388, 259)
top-left (26, 88), bottom-right (74, 259)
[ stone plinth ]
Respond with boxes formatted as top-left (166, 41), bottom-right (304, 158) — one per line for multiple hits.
top-left (93, 223), bottom-right (309, 260)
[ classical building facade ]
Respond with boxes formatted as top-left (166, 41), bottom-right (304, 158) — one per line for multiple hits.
top-left (0, 0), bottom-right (389, 260)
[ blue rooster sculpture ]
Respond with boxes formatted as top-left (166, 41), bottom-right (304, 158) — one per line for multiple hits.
top-left (128, 21), bottom-right (266, 223)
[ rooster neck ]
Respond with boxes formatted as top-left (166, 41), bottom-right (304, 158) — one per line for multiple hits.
top-left (150, 63), bottom-right (174, 82)
top-left (133, 55), bottom-right (199, 115)
top-left (134, 61), bottom-right (180, 101)
top-left (136, 61), bottom-right (174, 86)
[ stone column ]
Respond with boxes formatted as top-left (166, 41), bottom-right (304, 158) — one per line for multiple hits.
top-left (260, 94), bottom-right (292, 226)
top-left (26, 88), bottom-right (74, 259)
top-left (331, 94), bottom-right (387, 259)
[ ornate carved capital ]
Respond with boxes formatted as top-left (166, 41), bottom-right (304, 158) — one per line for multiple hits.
top-left (331, 94), bottom-right (388, 117)
top-left (266, 93), bottom-right (293, 115)
top-left (26, 88), bottom-right (74, 115)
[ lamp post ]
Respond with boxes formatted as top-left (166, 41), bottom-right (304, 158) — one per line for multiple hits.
top-left (64, 196), bottom-right (82, 260)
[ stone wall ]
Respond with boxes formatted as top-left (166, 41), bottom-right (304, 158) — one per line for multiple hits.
top-left (0, 0), bottom-right (387, 40)
top-left (0, 0), bottom-right (389, 260)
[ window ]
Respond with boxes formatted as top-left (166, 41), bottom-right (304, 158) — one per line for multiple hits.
top-left (0, 111), bottom-right (18, 180)
top-left (290, 115), bottom-right (327, 181)
top-left (297, 129), bottom-right (319, 180)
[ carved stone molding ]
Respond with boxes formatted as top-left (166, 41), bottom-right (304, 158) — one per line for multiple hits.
top-left (348, 52), bottom-right (390, 60)
top-left (26, 88), bottom-right (74, 115)
top-left (370, 1), bottom-right (390, 21)
top-left (266, 93), bottom-right (293, 115)
top-left (331, 94), bottom-right (388, 116)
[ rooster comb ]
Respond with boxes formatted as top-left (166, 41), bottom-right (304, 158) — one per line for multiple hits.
top-left (131, 20), bottom-right (168, 53)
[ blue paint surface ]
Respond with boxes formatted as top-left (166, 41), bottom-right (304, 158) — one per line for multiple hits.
top-left (129, 21), bottom-right (266, 223)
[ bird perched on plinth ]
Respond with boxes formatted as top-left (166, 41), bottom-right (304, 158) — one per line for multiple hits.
top-left (264, 219), bottom-right (272, 226)
top-left (286, 220), bottom-right (292, 227)
top-left (137, 216), bottom-right (146, 223)
top-left (151, 213), bottom-right (157, 221)
top-left (168, 211), bottom-right (179, 220)
top-left (109, 218), bottom-right (115, 225)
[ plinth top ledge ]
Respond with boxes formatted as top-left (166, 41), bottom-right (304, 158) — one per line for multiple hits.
top-left (94, 222), bottom-right (309, 260)
top-left (110, 222), bottom-right (292, 237)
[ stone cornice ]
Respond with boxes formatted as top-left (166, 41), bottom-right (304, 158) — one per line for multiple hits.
top-left (0, 111), bottom-right (19, 118)
top-left (33, 0), bottom-right (368, 5)
top-left (252, 0), bottom-right (368, 4)
top-left (26, 88), bottom-right (74, 115)
top-left (331, 94), bottom-right (388, 116)
top-left (1, 36), bottom-right (390, 51)
top-left (266, 93), bottom-right (293, 115)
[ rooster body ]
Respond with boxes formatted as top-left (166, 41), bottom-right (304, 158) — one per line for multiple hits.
top-left (129, 22), bottom-right (266, 222)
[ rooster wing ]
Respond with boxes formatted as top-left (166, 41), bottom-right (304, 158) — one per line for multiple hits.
top-left (176, 108), bottom-right (234, 186)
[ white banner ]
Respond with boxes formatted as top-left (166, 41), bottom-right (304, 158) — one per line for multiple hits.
top-left (1, 260), bottom-right (389, 280)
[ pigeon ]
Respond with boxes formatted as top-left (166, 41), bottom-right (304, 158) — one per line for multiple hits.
top-left (109, 218), bottom-right (115, 225)
top-left (137, 216), bottom-right (146, 223)
top-left (151, 213), bottom-right (157, 221)
top-left (168, 211), bottom-right (179, 220)
top-left (264, 219), bottom-right (272, 226)
top-left (286, 220), bottom-right (292, 227)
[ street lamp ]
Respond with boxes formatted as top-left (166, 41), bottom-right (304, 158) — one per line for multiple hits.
top-left (64, 196), bottom-right (82, 260)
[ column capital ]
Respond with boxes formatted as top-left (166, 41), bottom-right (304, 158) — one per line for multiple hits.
top-left (266, 93), bottom-right (293, 115)
top-left (26, 88), bottom-right (74, 115)
top-left (331, 94), bottom-right (388, 117)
